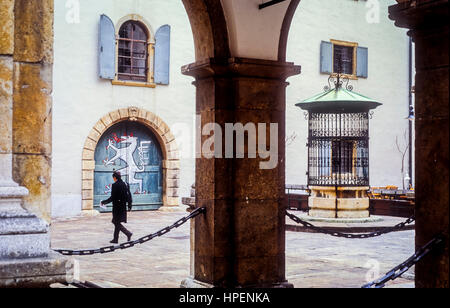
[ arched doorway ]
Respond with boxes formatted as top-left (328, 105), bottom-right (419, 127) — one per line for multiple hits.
top-left (93, 121), bottom-right (164, 212)
top-left (81, 107), bottom-right (180, 214)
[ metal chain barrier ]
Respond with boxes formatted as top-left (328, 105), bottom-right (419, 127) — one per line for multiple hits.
top-left (53, 206), bottom-right (444, 288)
top-left (362, 234), bottom-right (444, 288)
top-left (53, 207), bottom-right (206, 256)
top-left (286, 211), bottom-right (415, 239)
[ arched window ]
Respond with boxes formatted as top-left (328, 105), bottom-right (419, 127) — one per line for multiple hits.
top-left (99, 15), bottom-right (171, 86)
top-left (118, 21), bottom-right (149, 82)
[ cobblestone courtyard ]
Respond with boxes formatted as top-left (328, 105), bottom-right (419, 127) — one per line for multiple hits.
top-left (50, 207), bottom-right (415, 288)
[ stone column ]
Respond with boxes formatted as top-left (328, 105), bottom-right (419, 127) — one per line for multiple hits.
top-left (0, 0), bottom-right (16, 190)
top-left (181, 58), bottom-right (300, 288)
top-left (12, 0), bottom-right (53, 222)
top-left (389, 0), bottom-right (449, 288)
top-left (0, 0), bottom-right (72, 288)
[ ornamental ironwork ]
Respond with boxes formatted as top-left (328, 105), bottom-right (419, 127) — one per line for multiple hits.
top-left (296, 73), bottom-right (382, 187)
top-left (307, 112), bottom-right (370, 186)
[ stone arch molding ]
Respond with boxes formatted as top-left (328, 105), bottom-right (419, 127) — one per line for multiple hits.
top-left (81, 107), bottom-right (180, 214)
top-left (181, 0), bottom-right (301, 62)
top-left (116, 14), bottom-right (156, 44)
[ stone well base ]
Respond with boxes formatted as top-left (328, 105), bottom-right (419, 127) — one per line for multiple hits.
top-left (308, 186), bottom-right (370, 219)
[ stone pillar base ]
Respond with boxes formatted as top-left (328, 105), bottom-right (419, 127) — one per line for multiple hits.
top-left (181, 277), bottom-right (214, 288)
top-left (0, 253), bottom-right (73, 288)
top-left (181, 277), bottom-right (294, 288)
top-left (0, 186), bottom-right (73, 287)
top-left (308, 186), bottom-right (370, 219)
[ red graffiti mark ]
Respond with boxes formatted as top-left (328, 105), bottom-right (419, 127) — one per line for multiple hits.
top-left (104, 184), bottom-right (112, 195)
top-left (109, 132), bottom-right (135, 145)
top-left (112, 133), bottom-right (124, 143)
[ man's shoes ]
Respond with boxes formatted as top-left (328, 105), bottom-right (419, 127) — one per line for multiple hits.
top-left (127, 233), bottom-right (133, 242)
top-left (110, 240), bottom-right (118, 244)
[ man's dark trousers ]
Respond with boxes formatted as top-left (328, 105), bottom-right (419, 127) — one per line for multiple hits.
top-left (113, 222), bottom-right (132, 241)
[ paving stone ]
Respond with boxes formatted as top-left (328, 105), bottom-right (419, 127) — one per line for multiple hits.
top-left (50, 207), bottom-right (415, 288)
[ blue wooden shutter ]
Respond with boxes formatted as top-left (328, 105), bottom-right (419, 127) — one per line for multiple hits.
top-left (154, 25), bottom-right (171, 85)
top-left (357, 46), bottom-right (368, 78)
top-left (99, 15), bottom-right (116, 80)
top-left (320, 41), bottom-right (333, 74)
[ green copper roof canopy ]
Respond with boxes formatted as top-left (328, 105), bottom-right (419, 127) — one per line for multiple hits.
top-left (296, 83), bottom-right (382, 113)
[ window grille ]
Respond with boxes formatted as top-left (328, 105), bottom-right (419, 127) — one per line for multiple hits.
top-left (118, 21), bottom-right (149, 82)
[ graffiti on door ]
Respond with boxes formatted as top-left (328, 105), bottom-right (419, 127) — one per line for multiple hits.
top-left (102, 133), bottom-right (151, 194)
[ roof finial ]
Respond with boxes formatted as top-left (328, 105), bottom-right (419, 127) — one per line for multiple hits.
top-left (323, 56), bottom-right (353, 92)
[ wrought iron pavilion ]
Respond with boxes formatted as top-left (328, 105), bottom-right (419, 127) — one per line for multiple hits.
top-left (297, 75), bottom-right (382, 187)
top-left (296, 74), bottom-right (382, 218)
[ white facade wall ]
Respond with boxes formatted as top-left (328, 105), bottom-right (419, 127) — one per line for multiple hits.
top-left (52, 0), bottom-right (196, 217)
top-left (52, 0), bottom-right (412, 218)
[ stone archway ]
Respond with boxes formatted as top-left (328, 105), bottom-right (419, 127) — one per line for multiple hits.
top-left (1, 0), bottom-right (447, 289)
top-left (181, 0), bottom-right (230, 61)
top-left (180, 0), bottom-right (449, 289)
top-left (278, 0), bottom-right (301, 62)
top-left (81, 107), bottom-right (180, 215)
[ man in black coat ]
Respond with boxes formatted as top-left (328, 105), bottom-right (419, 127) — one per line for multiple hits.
top-left (101, 171), bottom-right (133, 244)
